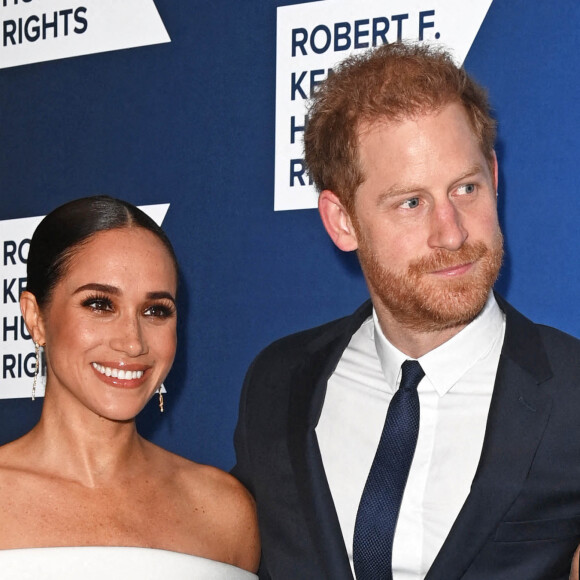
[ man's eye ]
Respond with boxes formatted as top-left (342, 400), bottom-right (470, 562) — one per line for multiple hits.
top-left (458, 184), bottom-right (476, 195)
top-left (401, 197), bottom-right (420, 209)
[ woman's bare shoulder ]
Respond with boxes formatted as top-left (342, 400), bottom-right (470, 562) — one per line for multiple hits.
top-left (0, 434), bottom-right (34, 473)
top-left (158, 447), bottom-right (258, 528)
top-left (149, 445), bottom-right (260, 572)
top-left (145, 441), bottom-right (244, 491)
top-left (571, 544), bottom-right (580, 580)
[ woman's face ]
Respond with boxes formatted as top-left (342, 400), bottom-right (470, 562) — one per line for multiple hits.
top-left (35, 227), bottom-right (178, 421)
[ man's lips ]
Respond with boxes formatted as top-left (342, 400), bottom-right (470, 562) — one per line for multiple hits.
top-left (91, 362), bottom-right (150, 388)
top-left (429, 262), bottom-right (474, 277)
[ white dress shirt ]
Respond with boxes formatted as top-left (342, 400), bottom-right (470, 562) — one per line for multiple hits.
top-left (316, 294), bottom-right (506, 579)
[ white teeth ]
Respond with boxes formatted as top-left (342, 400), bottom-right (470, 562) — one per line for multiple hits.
top-left (92, 363), bottom-right (144, 380)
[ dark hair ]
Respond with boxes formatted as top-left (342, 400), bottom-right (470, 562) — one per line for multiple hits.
top-left (26, 195), bottom-right (178, 307)
top-left (304, 42), bottom-right (497, 213)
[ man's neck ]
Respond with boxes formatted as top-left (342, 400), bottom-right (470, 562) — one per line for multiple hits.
top-left (373, 305), bottom-right (470, 359)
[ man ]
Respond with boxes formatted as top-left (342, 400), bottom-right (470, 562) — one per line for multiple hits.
top-left (233, 43), bottom-right (580, 579)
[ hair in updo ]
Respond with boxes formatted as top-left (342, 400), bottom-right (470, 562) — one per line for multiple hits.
top-left (26, 195), bottom-right (178, 308)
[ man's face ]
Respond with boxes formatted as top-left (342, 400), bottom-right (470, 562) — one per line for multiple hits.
top-left (350, 102), bottom-right (503, 333)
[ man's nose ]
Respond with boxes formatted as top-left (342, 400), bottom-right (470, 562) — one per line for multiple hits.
top-left (427, 200), bottom-right (468, 251)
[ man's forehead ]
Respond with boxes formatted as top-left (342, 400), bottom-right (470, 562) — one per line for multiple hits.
top-left (356, 104), bottom-right (485, 162)
top-left (357, 102), bottom-right (466, 136)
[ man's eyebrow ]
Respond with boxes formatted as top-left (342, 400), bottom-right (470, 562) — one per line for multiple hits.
top-left (377, 184), bottom-right (425, 203)
top-left (73, 283), bottom-right (120, 296)
top-left (376, 164), bottom-right (486, 203)
top-left (451, 164), bottom-right (486, 184)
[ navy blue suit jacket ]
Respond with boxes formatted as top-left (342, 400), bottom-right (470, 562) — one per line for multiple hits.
top-left (233, 295), bottom-right (580, 579)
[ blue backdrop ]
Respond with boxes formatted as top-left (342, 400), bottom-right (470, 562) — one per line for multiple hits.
top-left (1, 0), bottom-right (579, 470)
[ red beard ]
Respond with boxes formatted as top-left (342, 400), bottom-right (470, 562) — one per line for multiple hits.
top-left (357, 233), bottom-right (504, 333)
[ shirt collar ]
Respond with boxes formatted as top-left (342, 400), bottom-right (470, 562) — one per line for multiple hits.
top-left (372, 293), bottom-right (505, 396)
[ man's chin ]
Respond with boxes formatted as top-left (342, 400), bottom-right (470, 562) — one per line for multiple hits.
top-left (360, 237), bottom-right (503, 334)
top-left (378, 282), bottom-right (491, 333)
top-left (419, 298), bottom-right (489, 332)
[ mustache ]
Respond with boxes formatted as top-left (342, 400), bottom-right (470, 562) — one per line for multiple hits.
top-left (408, 241), bottom-right (490, 275)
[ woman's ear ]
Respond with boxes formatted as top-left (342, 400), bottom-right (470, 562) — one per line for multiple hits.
top-left (20, 291), bottom-right (46, 346)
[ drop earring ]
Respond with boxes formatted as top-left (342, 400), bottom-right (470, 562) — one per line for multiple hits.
top-left (158, 387), bottom-right (164, 413)
top-left (32, 341), bottom-right (40, 401)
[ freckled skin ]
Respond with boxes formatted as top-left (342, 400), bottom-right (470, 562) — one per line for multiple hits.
top-left (320, 103), bottom-right (503, 357)
top-left (36, 228), bottom-right (178, 423)
top-left (0, 228), bottom-right (260, 573)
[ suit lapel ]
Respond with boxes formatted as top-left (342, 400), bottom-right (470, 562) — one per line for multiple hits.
top-left (426, 296), bottom-right (553, 580)
top-left (283, 296), bottom-right (552, 579)
top-left (287, 301), bottom-right (372, 580)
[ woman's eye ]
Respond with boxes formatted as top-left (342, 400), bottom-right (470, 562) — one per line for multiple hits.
top-left (457, 183), bottom-right (476, 195)
top-left (144, 304), bottom-right (175, 319)
top-left (400, 197), bottom-right (420, 209)
top-left (81, 295), bottom-right (114, 312)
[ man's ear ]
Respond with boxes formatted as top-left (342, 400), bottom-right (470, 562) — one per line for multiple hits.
top-left (20, 291), bottom-right (46, 346)
top-left (318, 190), bottom-right (359, 252)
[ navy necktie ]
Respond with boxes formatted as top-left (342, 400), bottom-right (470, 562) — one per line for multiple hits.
top-left (353, 360), bottom-right (425, 580)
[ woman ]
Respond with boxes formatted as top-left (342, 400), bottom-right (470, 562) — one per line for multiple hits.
top-left (572, 545), bottom-right (580, 580)
top-left (0, 196), bottom-right (259, 578)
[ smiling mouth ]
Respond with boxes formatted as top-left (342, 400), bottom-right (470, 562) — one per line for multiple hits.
top-left (91, 363), bottom-right (144, 380)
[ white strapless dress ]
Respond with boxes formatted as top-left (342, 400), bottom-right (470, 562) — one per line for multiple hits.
top-left (0, 546), bottom-right (258, 579)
